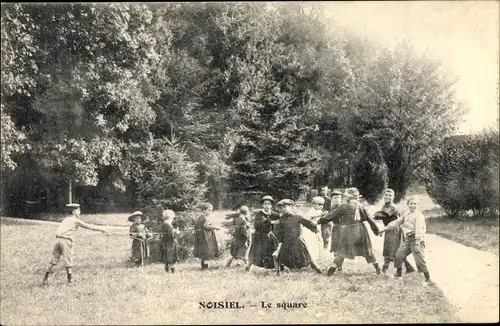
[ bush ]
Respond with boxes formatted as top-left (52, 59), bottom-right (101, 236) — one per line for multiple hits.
top-left (426, 132), bottom-right (499, 217)
top-left (352, 136), bottom-right (388, 204)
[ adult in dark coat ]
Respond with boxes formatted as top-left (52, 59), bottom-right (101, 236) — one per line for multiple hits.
top-left (317, 188), bottom-right (382, 276)
top-left (374, 189), bottom-right (415, 275)
top-left (246, 196), bottom-right (280, 271)
top-left (160, 209), bottom-right (180, 273)
top-left (273, 199), bottom-right (323, 275)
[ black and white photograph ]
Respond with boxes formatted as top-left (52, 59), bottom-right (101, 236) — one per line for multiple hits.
top-left (1, 1), bottom-right (498, 324)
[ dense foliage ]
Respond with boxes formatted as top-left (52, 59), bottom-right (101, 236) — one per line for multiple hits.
top-left (1, 3), bottom-right (469, 215)
top-left (426, 130), bottom-right (499, 217)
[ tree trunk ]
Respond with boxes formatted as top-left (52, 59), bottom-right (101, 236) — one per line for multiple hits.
top-left (386, 143), bottom-right (410, 203)
top-left (68, 179), bottom-right (73, 204)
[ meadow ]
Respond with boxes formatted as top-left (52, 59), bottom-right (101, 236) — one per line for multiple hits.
top-left (0, 210), bottom-right (460, 325)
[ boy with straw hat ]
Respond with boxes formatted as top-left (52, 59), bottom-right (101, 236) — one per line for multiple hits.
top-left (42, 203), bottom-right (108, 286)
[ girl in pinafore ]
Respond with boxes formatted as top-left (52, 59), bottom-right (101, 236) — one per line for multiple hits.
top-left (128, 211), bottom-right (150, 267)
top-left (160, 209), bottom-right (180, 273)
top-left (273, 199), bottom-right (323, 275)
top-left (317, 188), bottom-right (382, 276)
top-left (194, 202), bottom-right (220, 270)
top-left (225, 206), bottom-right (251, 268)
top-left (303, 196), bottom-right (324, 262)
top-left (373, 189), bottom-right (415, 275)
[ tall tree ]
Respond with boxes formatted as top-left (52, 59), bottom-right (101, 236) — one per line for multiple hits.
top-left (349, 41), bottom-right (467, 201)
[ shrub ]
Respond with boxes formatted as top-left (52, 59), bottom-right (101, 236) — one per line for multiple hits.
top-left (426, 132), bottom-right (499, 218)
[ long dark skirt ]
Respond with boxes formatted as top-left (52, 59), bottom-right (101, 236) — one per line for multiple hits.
top-left (335, 223), bottom-right (374, 260)
top-left (147, 238), bottom-right (163, 262)
top-left (382, 226), bottom-right (404, 259)
top-left (194, 230), bottom-right (219, 260)
top-left (330, 225), bottom-right (342, 253)
top-left (131, 239), bottom-right (148, 261)
top-left (278, 239), bottom-right (312, 269)
top-left (230, 236), bottom-right (248, 259)
top-left (248, 232), bottom-right (278, 268)
top-left (162, 240), bottom-right (180, 264)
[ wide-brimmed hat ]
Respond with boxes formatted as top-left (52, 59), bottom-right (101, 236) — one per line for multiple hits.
top-left (66, 203), bottom-right (80, 209)
top-left (128, 211), bottom-right (146, 222)
top-left (261, 195), bottom-right (275, 204)
top-left (312, 196), bottom-right (325, 205)
top-left (331, 190), bottom-right (342, 196)
top-left (344, 187), bottom-right (361, 199)
top-left (277, 199), bottom-right (294, 206)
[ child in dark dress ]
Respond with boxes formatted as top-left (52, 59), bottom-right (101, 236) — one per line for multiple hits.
top-left (273, 199), bottom-right (323, 275)
top-left (246, 196), bottom-right (280, 271)
top-left (160, 209), bottom-right (180, 273)
top-left (225, 206), bottom-right (251, 268)
top-left (194, 203), bottom-right (220, 270)
top-left (373, 189), bottom-right (415, 275)
top-left (128, 211), bottom-right (150, 267)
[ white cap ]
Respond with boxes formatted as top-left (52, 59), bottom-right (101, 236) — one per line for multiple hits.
top-left (312, 196), bottom-right (325, 205)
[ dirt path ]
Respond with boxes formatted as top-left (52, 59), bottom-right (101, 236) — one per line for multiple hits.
top-left (367, 224), bottom-right (499, 323)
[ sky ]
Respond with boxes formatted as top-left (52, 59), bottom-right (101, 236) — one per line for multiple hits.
top-left (322, 1), bottom-right (499, 135)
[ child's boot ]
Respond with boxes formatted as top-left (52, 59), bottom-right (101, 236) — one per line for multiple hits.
top-left (404, 260), bottom-right (416, 274)
top-left (394, 267), bottom-right (403, 278)
top-left (327, 266), bottom-right (337, 276)
top-left (170, 267), bottom-right (175, 274)
top-left (67, 273), bottom-right (74, 284)
top-left (423, 272), bottom-right (432, 286)
top-left (42, 272), bottom-right (50, 286)
top-left (373, 263), bottom-right (381, 275)
top-left (165, 264), bottom-right (169, 273)
top-left (382, 264), bottom-right (389, 275)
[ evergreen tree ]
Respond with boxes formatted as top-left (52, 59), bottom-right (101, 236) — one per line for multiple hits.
top-left (130, 136), bottom-right (208, 212)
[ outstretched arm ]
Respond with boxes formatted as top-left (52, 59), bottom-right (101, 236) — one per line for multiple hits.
top-left (299, 217), bottom-right (319, 233)
top-left (77, 219), bottom-right (107, 233)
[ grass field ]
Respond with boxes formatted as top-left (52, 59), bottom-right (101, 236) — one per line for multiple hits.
top-left (0, 211), bottom-right (460, 325)
top-left (426, 216), bottom-right (499, 256)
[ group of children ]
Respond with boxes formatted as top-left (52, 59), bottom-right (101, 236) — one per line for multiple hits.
top-left (42, 188), bottom-right (431, 286)
top-left (219, 187), bottom-right (431, 285)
